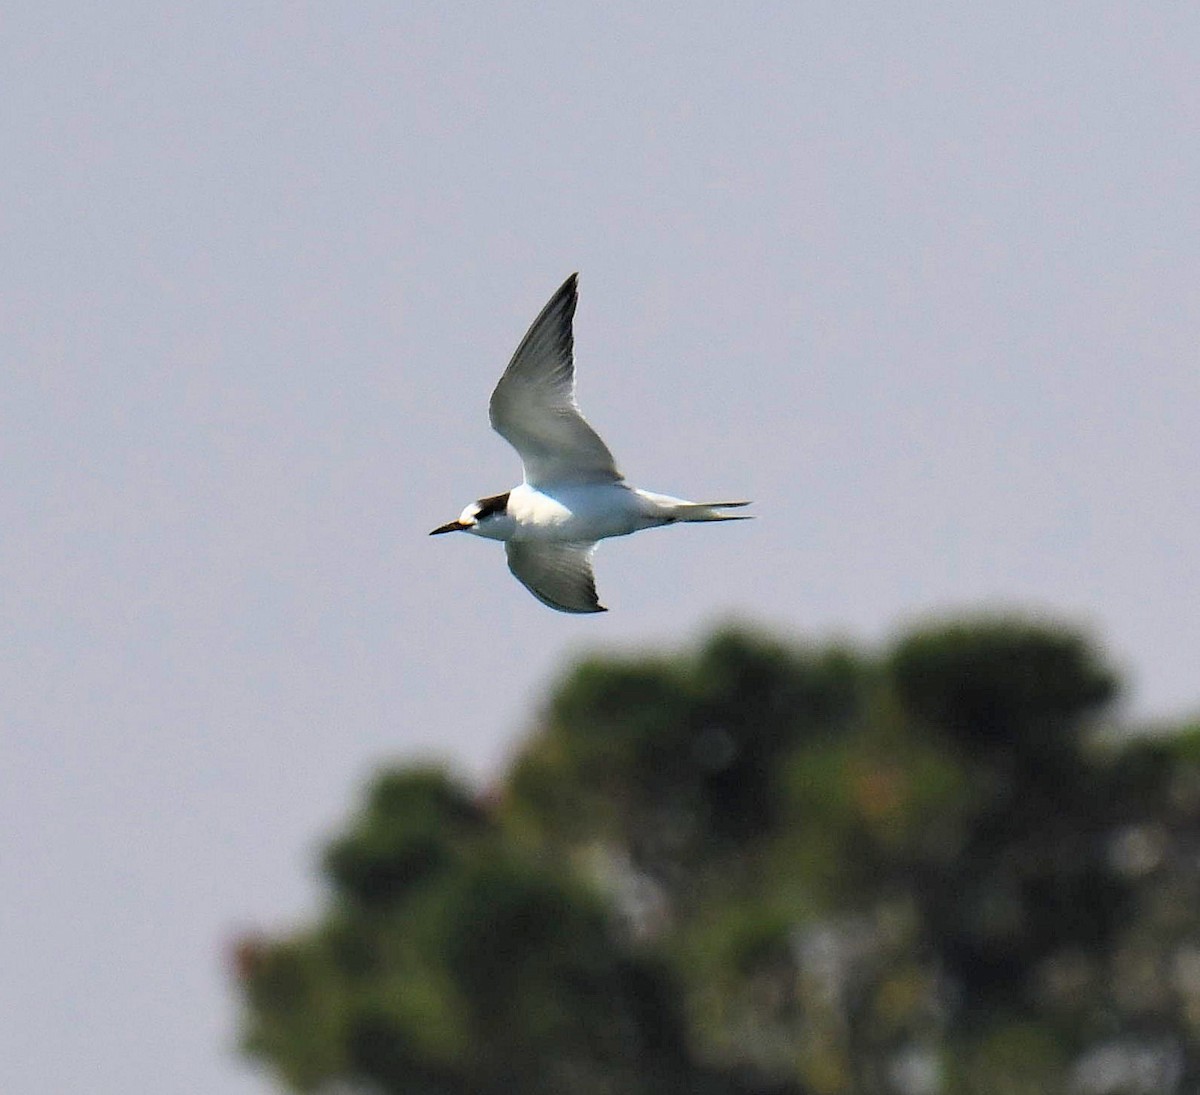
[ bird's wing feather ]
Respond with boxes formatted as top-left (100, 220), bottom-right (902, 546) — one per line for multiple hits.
top-left (489, 274), bottom-right (621, 488)
top-left (505, 540), bottom-right (607, 614)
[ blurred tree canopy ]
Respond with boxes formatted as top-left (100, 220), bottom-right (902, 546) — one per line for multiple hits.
top-left (236, 616), bottom-right (1200, 1095)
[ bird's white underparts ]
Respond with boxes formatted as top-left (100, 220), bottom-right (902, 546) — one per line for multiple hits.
top-left (430, 273), bottom-right (751, 613)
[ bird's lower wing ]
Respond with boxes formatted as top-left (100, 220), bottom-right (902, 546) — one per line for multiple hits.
top-left (505, 540), bottom-right (607, 614)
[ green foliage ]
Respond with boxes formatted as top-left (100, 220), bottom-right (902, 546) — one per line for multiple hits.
top-left (508, 629), bottom-right (866, 880)
top-left (241, 767), bottom-right (703, 1095)
top-left (323, 767), bottom-right (490, 907)
top-left (237, 616), bottom-right (1200, 1095)
top-left (888, 616), bottom-right (1117, 765)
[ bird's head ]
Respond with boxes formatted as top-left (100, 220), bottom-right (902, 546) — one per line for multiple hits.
top-left (430, 491), bottom-right (511, 538)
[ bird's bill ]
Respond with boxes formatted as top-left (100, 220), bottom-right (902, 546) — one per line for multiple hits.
top-left (429, 520), bottom-right (468, 535)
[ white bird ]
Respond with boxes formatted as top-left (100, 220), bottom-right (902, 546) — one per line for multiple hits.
top-left (430, 274), bottom-right (751, 613)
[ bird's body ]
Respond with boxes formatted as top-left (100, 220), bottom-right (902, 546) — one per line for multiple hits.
top-left (469, 484), bottom-right (727, 544)
top-left (431, 274), bottom-right (750, 613)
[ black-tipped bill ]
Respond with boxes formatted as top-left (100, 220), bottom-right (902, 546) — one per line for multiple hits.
top-left (429, 520), bottom-right (468, 536)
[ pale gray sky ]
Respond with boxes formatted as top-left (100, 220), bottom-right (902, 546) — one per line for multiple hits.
top-left (3, 4), bottom-right (1197, 1092)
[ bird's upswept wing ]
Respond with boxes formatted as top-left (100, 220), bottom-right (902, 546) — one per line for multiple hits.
top-left (489, 274), bottom-right (622, 488)
top-left (505, 540), bottom-right (606, 614)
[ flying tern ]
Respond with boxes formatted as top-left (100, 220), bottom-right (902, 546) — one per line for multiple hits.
top-left (430, 274), bottom-right (751, 613)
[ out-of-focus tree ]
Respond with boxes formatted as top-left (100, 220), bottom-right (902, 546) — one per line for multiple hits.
top-left (236, 616), bottom-right (1200, 1095)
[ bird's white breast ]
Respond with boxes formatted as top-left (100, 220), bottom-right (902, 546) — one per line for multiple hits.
top-left (506, 482), bottom-right (655, 543)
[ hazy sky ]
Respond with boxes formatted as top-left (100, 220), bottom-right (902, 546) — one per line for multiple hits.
top-left (3, 4), bottom-right (1197, 1092)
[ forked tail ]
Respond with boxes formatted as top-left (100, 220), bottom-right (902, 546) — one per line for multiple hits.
top-left (671, 500), bottom-right (753, 522)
